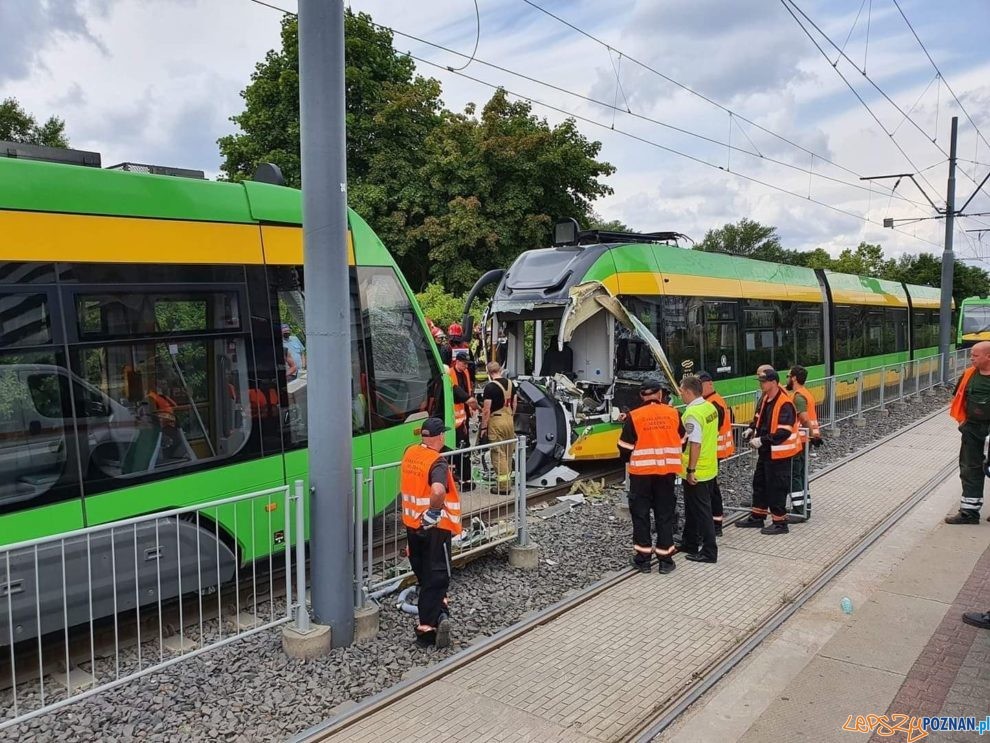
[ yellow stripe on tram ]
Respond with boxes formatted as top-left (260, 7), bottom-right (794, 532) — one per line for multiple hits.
top-left (1, 210), bottom-right (263, 265)
top-left (261, 225), bottom-right (355, 266)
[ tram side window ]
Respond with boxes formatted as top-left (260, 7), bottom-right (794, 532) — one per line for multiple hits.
top-left (834, 305), bottom-right (866, 360)
top-left (742, 300), bottom-right (796, 372)
top-left (795, 308), bottom-right (824, 367)
top-left (661, 296), bottom-right (703, 374)
top-left (863, 309), bottom-right (884, 357)
top-left (703, 301), bottom-right (738, 378)
top-left (0, 293), bottom-right (52, 347)
top-left (357, 267), bottom-right (444, 429)
top-left (913, 310), bottom-right (938, 349)
top-left (885, 308), bottom-right (908, 353)
top-left (66, 290), bottom-right (253, 494)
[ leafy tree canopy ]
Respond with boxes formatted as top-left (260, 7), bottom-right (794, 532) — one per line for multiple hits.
top-left (219, 12), bottom-right (614, 294)
top-left (0, 97), bottom-right (69, 147)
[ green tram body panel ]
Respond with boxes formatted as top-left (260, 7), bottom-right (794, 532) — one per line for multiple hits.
top-left (0, 156), bottom-right (451, 569)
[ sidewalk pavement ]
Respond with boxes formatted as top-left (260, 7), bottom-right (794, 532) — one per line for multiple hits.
top-left (662, 466), bottom-right (990, 743)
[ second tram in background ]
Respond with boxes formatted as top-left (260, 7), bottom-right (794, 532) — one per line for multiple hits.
top-left (958, 295), bottom-right (990, 347)
top-left (465, 218), bottom-right (947, 481)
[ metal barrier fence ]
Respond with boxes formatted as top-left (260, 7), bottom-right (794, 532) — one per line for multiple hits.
top-left (0, 482), bottom-right (307, 731)
top-left (716, 351), bottom-right (963, 462)
top-left (353, 436), bottom-right (527, 606)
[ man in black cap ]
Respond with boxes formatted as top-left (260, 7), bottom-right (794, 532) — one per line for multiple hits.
top-left (617, 377), bottom-right (684, 574)
top-left (736, 367), bottom-right (800, 534)
top-left (399, 417), bottom-right (462, 647)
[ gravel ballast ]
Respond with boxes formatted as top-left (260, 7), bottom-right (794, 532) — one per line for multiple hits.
top-left (2, 389), bottom-right (953, 742)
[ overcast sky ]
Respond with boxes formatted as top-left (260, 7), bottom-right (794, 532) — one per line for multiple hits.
top-left (4, 0), bottom-right (990, 263)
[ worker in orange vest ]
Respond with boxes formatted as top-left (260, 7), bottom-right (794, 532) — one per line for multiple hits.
top-left (617, 378), bottom-right (683, 574)
top-left (736, 368), bottom-right (801, 534)
top-left (947, 340), bottom-right (990, 524)
top-left (399, 417), bottom-right (462, 647)
top-left (786, 365), bottom-right (823, 521)
top-left (698, 371), bottom-right (733, 537)
top-left (449, 349), bottom-right (478, 491)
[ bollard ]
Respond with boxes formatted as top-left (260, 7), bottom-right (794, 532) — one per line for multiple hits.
top-left (509, 435), bottom-right (539, 569)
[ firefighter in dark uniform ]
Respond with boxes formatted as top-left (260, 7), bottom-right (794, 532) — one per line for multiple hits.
top-left (617, 378), bottom-right (683, 574)
top-left (449, 349), bottom-right (478, 491)
top-left (400, 417), bottom-right (462, 647)
top-left (735, 368), bottom-right (801, 534)
top-left (947, 340), bottom-right (990, 524)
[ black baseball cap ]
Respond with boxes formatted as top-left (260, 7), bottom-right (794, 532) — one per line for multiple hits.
top-left (696, 370), bottom-right (713, 383)
top-left (639, 377), bottom-right (669, 394)
top-left (453, 349), bottom-right (470, 361)
top-left (757, 368), bottom-right (779, 382)
top-left (420, 417), bottom-right (450, 437)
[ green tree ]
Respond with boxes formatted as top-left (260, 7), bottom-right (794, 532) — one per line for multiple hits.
top-left (415, 283), bottom-right (466, 330)
top-left (830, 242), bottom-right (895, 277)
top-left (220, 15), bottom-right (614, 294)
top-left (0, 98), bottom-right (69, 147)
top-left (586, 213), bottom-right (631, 232)
top-left (888, 252), bottom-right (990, 306)
top-left (694, 218), bottom-right (808, 264)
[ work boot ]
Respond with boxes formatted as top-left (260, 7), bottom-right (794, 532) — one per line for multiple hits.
top-left (459, 481), bottom-right (477, 492)
top-left (631, 558), bottom-right (651, 573)
top-left (760, 522), bottom-right (789, 535)
top-left (962, 611), bottom-right (990, 629)
top-left (786, 514), bottom-right (806, 524)
top-left (435, 615), bottom-right (452, 648)
top-left (735, 517), bottom-right (765, 528)
top-left (713, 520), bottom-right (724, 537)
top-left (658, 559), bottom-right (676, 574)
top-left (945, 510), bottom-right (980, 525)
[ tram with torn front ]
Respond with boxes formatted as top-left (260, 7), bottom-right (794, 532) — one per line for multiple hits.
top-left (464, 218), bottom-right (946, 483)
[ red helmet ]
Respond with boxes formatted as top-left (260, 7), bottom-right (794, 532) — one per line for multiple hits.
top-left (448, 323), bottom-right (463, 337)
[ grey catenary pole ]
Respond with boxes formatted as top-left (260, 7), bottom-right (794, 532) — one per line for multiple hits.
top-left (299, 0), bottom-right (354, 646)
top-left (939, 116), bottom-right (957, 385)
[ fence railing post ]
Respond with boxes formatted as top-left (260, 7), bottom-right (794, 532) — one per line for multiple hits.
top-left (879, 364), bottom-right (886, 411)
top-left (802, 430), bottom-right (811, 519)
top-left (294, 480), bottom-right (311, 633)
top-left (854, 371), bottom-right (865, 426)
top-left (827, 375), bottom-right (837, 430)
top-left (915, 360), bottom-right (921, 398)
top-left (928, 355), bottom-right (935, 393)
top-left (353, 468), bottom-right (364, 610)
top-left (898, 362), bottom-right (905, 403)
top-left (515, 435), bottom-right (529, 548)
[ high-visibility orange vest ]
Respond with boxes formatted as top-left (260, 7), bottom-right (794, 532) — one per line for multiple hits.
top-left (399, 444), bottom-right (462, 535)
top-left (620, 402), bottom-right (683, 476)
top-left (756, 390), bottom-right (800, 460)
top-left (705, 391), bottom-right (735, 459)
top-left (790, 383), bottom-right (821, 443)
top-left (448, 366), bottom-right (472, 429)
top-left (951, 367), bottom-right (977, 423)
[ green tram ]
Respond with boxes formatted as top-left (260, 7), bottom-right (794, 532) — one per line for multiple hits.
top-left (469, 221), bottom-right (945, 476)
top-left (0, 147), bottom-right (450, 642)
top-left (957, 296), bottom-right (990, 347)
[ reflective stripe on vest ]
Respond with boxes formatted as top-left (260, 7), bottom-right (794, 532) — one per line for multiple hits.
top-left (625, 402), bottom-right (683, 476)
top-left (448, 366), bottom-right (472, 429)
top-left (398, 444), bottom-right (462, 535)
top-left (791, 383), bottom-right (821, 442)
top-left (951, 367), bottom-right (977, 423)
top-left (756, 390), bottom-right (800, 460)
top-left (705, 391), bottom-right (735, 458)
top-left (680, 400), bottom-right (719, 481)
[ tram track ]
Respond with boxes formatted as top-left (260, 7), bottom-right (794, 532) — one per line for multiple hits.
top-left (292, 406), bottom-right (951, 743)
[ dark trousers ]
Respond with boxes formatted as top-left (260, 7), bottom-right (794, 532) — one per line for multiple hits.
top-left (789, 451), bottom-right (810, 515)
top-left (454, 423), bottom-right (472, 484)
top-left (406, 527), bottom-right (452, 632)
top-left (629, 474), bottom-right (676, 564)
top-left (751, 454), bottom-right (790, 522)
top-left (682, 480), bottom-right (718, 560)
top-left (710, 476), bottom-right (724, 523)
top-left (959, 420), bottom-right (990, 514)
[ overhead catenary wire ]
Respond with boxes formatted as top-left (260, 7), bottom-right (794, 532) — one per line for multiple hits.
top-left (245, 0), bottom-right (942, 248)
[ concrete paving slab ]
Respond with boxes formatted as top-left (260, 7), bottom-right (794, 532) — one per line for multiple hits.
top-left (881, 541), bottom-right (983, 603)
top-left (817, 589), bottom-right (948, 675)
top-left (737, 657), bottom-right (905, 743)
